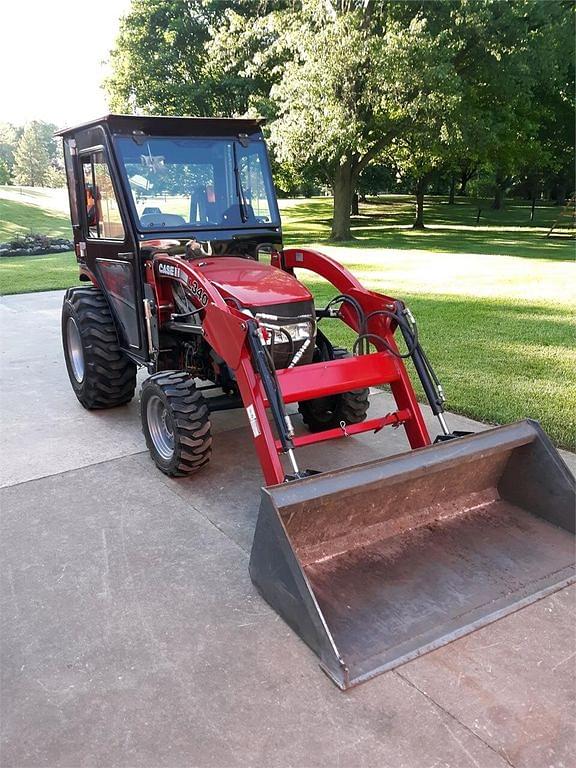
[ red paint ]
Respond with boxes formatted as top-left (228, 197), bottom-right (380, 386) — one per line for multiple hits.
top-left (147, 247), bottom-right (431, 485)
top-left (274, 353), bottom-right (401, 405)
top-left (195, 257), bottom-right (312, 306)
top-left (274, 411), bottom-right (412, 450)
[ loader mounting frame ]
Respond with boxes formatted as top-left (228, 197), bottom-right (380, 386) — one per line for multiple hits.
top-left (147, 246), bottom-right (431, 485)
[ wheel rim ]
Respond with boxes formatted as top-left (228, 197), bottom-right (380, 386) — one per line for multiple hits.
top-left (66, 317), bottom-right (85, 383)
top-left (147, 395), bottom-right (175, 461)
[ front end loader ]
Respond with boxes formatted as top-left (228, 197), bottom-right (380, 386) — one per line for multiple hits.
top-left (57, 115), bottom-right (575, 688)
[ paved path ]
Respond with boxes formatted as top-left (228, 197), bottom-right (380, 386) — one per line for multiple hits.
top-left (1, 291), bottom-right (574, 768)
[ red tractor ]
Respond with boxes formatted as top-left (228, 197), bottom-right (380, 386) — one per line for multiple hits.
top-left (58, 115), bottom-right (574, 689)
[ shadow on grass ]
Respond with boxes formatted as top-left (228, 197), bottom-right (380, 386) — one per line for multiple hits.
top-left (303, 281), bottom-right (575, 448)
top-left (281, 197), bottom-right (574, 262)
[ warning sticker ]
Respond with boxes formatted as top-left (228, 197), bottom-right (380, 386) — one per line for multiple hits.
top-left (246, 404), bottom-right (261, 438)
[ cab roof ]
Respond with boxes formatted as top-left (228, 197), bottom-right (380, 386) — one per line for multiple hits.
top-left (55, 113), bottom-right (266, 139)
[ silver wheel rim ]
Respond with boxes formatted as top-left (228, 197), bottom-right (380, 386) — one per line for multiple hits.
top-left (67, 317), bottom-right (85, 383)
top-left (147, 395), bottom-right (175, 461)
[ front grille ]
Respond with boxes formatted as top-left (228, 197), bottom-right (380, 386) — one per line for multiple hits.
top-left (253, 300), bottom-right (316, 369)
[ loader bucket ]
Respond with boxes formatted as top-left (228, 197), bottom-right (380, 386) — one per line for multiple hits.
top-left (249, 420), bottom-right (575, 689)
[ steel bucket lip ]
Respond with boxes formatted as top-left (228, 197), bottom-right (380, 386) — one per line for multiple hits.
top-left (262, 420), bottom-right (574, 507)
top-left (320, 569), bottom-right (576, 690)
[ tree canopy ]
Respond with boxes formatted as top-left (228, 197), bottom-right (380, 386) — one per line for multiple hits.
top-left (5, 121), bottom-right (64, 188)
top-left (103, 0), bottom-right (575, 238)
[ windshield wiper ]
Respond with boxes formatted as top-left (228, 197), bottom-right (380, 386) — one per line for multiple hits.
top-left (232, 141), bottom-right (249, 223)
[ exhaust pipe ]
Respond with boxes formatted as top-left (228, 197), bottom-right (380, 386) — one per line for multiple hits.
top-left (249, 420), bottom-right (575, 689)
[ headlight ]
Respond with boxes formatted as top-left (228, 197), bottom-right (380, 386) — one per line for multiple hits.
top-left (257, 320), bottom-right (312, 345)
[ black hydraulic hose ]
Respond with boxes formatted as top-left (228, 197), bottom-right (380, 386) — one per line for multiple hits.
top-left (418, 342), bottom-right (444, 391)
top-left (319, 294), bottom-right (369, 354)
top-left (317, 293), bottom-right (445, 414)
top-left (354, 301), bottom-right (446, 416)
top-left (269, 327), bottom-right (294, 368)
top-left (246, 319), bottom-right (293, 453)
top-left (356, 308), bottom-right (419, 359)
top-left (397, 323), bottom-right (445, 415)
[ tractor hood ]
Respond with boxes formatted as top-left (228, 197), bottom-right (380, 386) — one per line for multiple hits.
top-left (192, 257), bottom-right (312, 307)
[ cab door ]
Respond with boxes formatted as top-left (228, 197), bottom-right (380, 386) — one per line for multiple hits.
top-left (78, 147), bottom-right (146, 360)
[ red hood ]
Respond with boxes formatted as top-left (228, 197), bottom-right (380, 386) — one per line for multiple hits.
top-left (195, 257), bottom-right (312, 306)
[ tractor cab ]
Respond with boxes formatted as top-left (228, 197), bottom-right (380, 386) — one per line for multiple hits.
top-left (57, 115), bottom-right (284, 362)
top-left (58, 113), bottom-right (281, 257)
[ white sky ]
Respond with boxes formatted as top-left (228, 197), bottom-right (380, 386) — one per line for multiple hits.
top-left (0, 0), bottom-right (132, 130)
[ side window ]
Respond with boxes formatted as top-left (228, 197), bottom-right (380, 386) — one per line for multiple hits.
top-left (81, 151), bottom-right (125, 240)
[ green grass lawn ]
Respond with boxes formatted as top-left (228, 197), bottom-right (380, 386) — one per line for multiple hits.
top-left (0, 196), bottom-right (72, 241)
top-left (0, 192), bottom-right (574, 447)
top-left (0, 251), bottom-right (77, 294)
top-left (281, 197), bottom-right (575, 448)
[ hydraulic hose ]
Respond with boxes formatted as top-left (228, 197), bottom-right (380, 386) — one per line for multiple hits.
top-left (320, 292), bottom-right (449, 429)
top-left (319, 294), bottom-right (369, 354)
top-left (356, 299), bottom-right (446, 417)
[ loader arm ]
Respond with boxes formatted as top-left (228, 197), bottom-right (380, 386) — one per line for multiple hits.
top-left (149, 248), bottom-right (439, 485)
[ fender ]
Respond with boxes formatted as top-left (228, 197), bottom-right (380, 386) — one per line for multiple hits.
top-left (151, 254), bottom-right (249, 364)
top-left (152, 254), bottom-right (228, 311)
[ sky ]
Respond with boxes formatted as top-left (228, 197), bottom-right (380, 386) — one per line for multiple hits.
top-left (0, 0), bottom-right (132, 130)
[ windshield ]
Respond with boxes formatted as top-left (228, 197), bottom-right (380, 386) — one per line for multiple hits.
top-left (114, 136), bottom-right (279, 231)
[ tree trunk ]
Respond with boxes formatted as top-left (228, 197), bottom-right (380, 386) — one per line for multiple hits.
top-left (492, 171), bottom-right (510, 210)
top-left (554, 183), bottom-right (567, 206)
top-left (351, 192), bottom-right (359, 216)
top-left (331, 161), bottom-right (355, 241)
top-left (492, 186), bottom-right (504, 210)
top-left (413, 178), bottom-right (427, 229)
top-left (458, 163), bottom-right (478, 196)
top-left (448, 175), bottom-right (456, 205)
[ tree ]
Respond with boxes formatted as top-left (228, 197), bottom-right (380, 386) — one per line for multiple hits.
top-left (442, 0), bottom-right (575, 210)
top-left (105, 0), bottom-right (575, 234)
top-left (12, 122), bottom-right (51, 186)
top-left (0, 123), bottom-right (22, 184)
top-left (0, 158), bottom-right (10, 185)
top-left (104, 0), bottom-right (277, 116)
top-left (106, 0), bottom-right (215, 115)
top-left (357, 165), bottom-right (396, 201)
top-left (269, 2), bottom-right (467, 239)
top-left (45, 165), bottom-right (66, 188)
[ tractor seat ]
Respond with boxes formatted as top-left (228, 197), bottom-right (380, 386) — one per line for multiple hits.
top-left (140, 213), bottom-right (187, 228)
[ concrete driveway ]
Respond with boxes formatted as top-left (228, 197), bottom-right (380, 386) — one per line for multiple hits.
top-left (1, 291), bottom-right (575, 768)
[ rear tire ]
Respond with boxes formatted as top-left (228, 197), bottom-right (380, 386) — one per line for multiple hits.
top-left (141, 372), bottom-right (212, 477)
top-left (298, 348), bottom-right (370, 433)
top-left (62, 287), bottom-right (136, 409)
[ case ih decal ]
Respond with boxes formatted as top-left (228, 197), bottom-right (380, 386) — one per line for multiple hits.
top-left (156, 260), bottom-right (210, 306)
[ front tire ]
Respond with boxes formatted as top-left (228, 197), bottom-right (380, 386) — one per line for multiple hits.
top-left (141, 372), bottom-right (212, 477)
top-left (62, 287), bottom-right (136, 409)
top-left (298, 347), bottom-right (370, 432)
